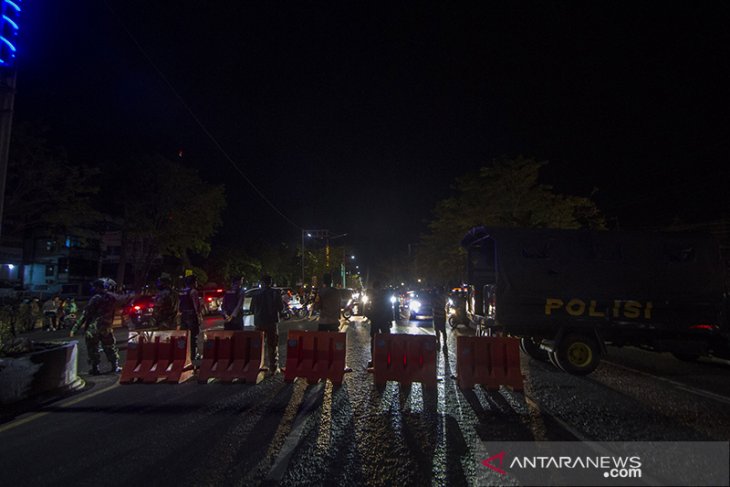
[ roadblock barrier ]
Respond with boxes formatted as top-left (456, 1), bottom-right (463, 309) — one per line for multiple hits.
top-left (284, 330), bottom-right (347, 385)
top-left (455, 336), bottom-right (523, 391)
top-left (198, 330), bottom-right (265, 384)
top-left (119, 330), bottom-right (194, 384)
top-left (372, 334), bottom-right (437, 388)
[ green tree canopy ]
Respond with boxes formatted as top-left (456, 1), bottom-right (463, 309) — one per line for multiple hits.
top-left (3, 123), bottom-right (100, 236)
top-left (105, 155), bottom-right (226, 289)
top-left (416, 156), bottom-right (605, 284)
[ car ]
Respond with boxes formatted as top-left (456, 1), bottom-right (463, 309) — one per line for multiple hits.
top-left (124, 294), bottom-right (156, 330)
top-left (238, 287), bottom-right (306, 323)
top-left (406, 290), bottom-right (434, 320)
top-left (201, 288), bottom-right (225, 315)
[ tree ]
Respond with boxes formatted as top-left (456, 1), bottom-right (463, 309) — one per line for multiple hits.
top-left (3, 122), bottom-right (100, 236)
top-left (416, 156), bottom-right (605, 283)
top-left (104, 155), bottom-right (226, 290)
top-left (207, 244), bottom-right (262, 288)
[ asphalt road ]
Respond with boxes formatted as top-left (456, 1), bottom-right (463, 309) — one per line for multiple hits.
top-left (1, 312), bottom-right (729, 486)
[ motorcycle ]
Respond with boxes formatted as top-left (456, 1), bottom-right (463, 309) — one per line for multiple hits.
top-left (280, 301), bottom-right (308, 320)
top-left (342, 299), bottom-right (356, 320)
top-left (447, 297), bottom-right (468, 330)
top-left (60, 312), bottom-right (77, 330)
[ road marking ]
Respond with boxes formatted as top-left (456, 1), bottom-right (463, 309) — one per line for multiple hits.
top-left (0, 382), bottom-right (120, 434)
top-left (603, 360), bottom-right (730, 406)
top-left (266, 382), bottom-right (324, 482)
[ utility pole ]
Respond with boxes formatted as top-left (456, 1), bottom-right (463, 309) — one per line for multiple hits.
top-left (0, 68), bottom-right (15, 239)
top-left (302, 229), bottom-right (330, 282)
top-left (0, 0), bottom-right (21, 238)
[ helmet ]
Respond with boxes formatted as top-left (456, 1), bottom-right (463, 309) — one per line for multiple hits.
top-left (91, 277), bottom-right (116, 292)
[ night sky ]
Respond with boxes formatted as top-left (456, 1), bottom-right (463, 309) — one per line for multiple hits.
top-left (12, 2), bottom-right (730, 267)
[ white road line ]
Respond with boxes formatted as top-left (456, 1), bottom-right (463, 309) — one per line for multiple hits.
top-left (603, 360), bottom-right (730, 406)
top-left (266, 382), bottom-right (324, 482)
top-left (0, 382), bottom-right (121, 434)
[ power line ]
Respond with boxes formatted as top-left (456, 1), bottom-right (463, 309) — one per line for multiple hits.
top-left (103, 1), bottom-right (302, 232)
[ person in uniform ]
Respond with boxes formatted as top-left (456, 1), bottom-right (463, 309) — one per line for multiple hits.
top-left (249, 274), bottom-right (283, 373)
top-left (314, 273), bottom-right (341, 332)
top-left (431, 286), bottom-right (448, 352)
top-left (222, 277), bottom-right (245, 330)
top-left (365, 280), bottom-right (392, 369)
top-left (178, 274), bottom-right (202, 359)
top-left (152, 275), bottom-right (178, 329)
top-left (70, 278), bottom-right (123, 375)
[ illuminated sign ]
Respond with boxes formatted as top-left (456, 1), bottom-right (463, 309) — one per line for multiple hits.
top-left (0, 0), bottom-right (20, 68)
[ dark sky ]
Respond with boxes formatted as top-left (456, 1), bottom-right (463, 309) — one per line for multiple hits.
top-left (12, 1), bottom-right (730, 267)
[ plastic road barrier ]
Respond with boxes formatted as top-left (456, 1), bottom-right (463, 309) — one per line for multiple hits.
top-left (198, 330), bottom-right (265, 384)
top-left (120, 330), bottom-right (194, 384)
top-left (455, 335), bottom-right (523, 391)
top-left (284, 330), bottom-right (347, 385)
top-left (372, 334), bottom-right (437, 388)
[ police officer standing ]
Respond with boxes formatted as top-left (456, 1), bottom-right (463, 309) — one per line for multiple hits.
top-left (250, 275), bottom-right (283, 374)
top-left (178, 274), bottom-right (202, 359)
top-left (222, 277), bottom-right (245, 330)
top-left (70, 278), bottom-right (124, 375)
top-left (153, 275), bottom-right (179, 329)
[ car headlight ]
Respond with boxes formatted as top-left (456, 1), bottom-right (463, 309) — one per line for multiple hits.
top-left (362, 294), bottom-right (369, 304)
top-left (410, 300), bottom-right (421, 311)
top-left (389, 295), bottom-right (396, 304)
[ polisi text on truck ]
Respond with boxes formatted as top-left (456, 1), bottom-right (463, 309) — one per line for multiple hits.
top-left (544, 298), bottom-right (653, 320)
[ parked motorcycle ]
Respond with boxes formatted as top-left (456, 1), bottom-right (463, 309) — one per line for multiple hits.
top-left (280, 302), bottom-right (308, 320)
top-left (447, 297), bottom-right (469, 329)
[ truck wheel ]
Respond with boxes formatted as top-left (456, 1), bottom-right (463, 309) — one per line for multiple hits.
top-left (520, 337), bottom-right (549, 362)
top-left (672, 352), bottom-right (700, 362)
top-left (448, 315), bottom-right (458, 330)
top-left (554, 333), bottom-right (602, 375)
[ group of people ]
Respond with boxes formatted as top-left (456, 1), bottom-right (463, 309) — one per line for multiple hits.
top-left (67, 271), bottom-right (454, 378)
top-left (15, 295), bottom-right (78, 332)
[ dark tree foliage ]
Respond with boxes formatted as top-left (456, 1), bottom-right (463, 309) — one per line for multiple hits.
top-left (3, 123), bottom-right (100, 236)
top-left (416, 156), bottom-right (605, 284)
top-left (101, 154), bottom-right (226, 290)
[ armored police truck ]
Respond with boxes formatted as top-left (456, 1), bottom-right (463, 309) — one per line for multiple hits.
top-left (461, 226), bottom-right (729, 375)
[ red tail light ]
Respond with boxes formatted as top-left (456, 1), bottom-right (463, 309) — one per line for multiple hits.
top-left (690, 324), bottom-right (716, 331)
top-left (207, 297), bottom-right (213, 302)
top-left (133, 305), bottom-right (141, 311)
top-left (216, 289), bottom-right (223, 293)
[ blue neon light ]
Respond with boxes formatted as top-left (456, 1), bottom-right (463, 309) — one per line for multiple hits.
top-left (2, 15), bottom-right (17, 30)
top-left (0, 0), bottom-right (20, 68)
top-left (0, 37), bottom-right (15, 52)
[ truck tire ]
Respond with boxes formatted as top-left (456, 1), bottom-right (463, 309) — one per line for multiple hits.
top-left (520, 337), bottom-right (549, 362)
top-left (553, 333), bottom-right (602, 375)
top-left (448, 315), bottom-right (458, 330)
